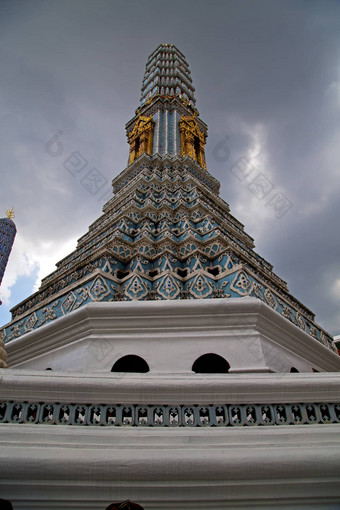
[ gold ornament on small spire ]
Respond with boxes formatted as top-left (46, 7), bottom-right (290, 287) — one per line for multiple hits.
top-left (5, 207), bottom-right (15, 219)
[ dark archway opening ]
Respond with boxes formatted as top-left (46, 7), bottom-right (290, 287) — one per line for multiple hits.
top-left (134, 136), bottom-right (140, 158)
top-left (290, 367), bottom-right (299, 373)
top-left (111, 355), bottom-right (149, 373)
top-left (194, 135), bottom-right (201, 164)
top-left (192, 353), bottom-right (230, 374)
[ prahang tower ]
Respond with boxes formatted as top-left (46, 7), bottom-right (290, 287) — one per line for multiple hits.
top-left (0, 45), bottom-right (340, 510)
top-left (0, 44), bottom-right (337, 368)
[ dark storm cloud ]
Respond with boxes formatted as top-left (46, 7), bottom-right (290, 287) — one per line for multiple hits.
top-left (0, 0), bottom-right (339, 333)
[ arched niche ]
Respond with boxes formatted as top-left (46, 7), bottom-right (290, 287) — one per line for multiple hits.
top-left (111, 355), bottom-right (150, 373)
top-left (192, 353), bottom-right (230, 374)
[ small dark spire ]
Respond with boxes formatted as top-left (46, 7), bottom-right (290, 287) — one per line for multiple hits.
top-left (0, 208), bottom-right (17, 289)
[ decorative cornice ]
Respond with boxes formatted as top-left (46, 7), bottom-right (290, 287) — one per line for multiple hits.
top-left (4, 298), bottom-right (340, 368)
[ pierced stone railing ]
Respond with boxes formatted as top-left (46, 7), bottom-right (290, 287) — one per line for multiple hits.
top-left (1, 401), bottom-right (339, 427)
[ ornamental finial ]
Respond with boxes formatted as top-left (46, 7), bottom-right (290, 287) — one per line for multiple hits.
top-left (5, 207), bottom-right (15, 219)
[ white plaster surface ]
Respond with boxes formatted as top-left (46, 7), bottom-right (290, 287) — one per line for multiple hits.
top-left (1, 369), bottom-right (340, 404)
top-left (0, 370), bottom-right (340, 508)
top-left (2, 297), bottom-right (340, 508)
top-left (0, 415), bottom-right (340, 509)
top-left (5, 298), bottom-right (340, 373)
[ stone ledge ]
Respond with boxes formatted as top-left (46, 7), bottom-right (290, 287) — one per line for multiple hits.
top-left (1, 370), bottom-right (340, 404)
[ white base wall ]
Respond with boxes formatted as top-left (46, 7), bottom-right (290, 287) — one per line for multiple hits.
top-left (0, 370), bottom-right (340, 509)
top-left (2, 296), bottom-right (340, 508)
top-left (1, 424), bottom-right (340, 509)
top-left (5, 298), bottom-right (340, 373)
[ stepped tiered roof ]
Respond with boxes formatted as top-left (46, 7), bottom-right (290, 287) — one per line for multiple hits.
top-left (0, 44), bottom-right (336, 354)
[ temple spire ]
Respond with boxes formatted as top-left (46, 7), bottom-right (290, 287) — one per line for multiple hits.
top-left (5, 207), bottom-right (15, 219)
top-left (125, 44), bottom-right (207, 169)
top-left (0, 44), bottom-right (337, 358)
top-left (140, 43), bottom-right (196, 107)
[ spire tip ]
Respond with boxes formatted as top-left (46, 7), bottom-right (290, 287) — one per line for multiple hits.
top-left (5, 207), bottom-right (15, 219)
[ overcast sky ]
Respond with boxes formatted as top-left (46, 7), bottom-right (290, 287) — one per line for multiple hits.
top-left (0, 0), bottom-right (340, 336)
